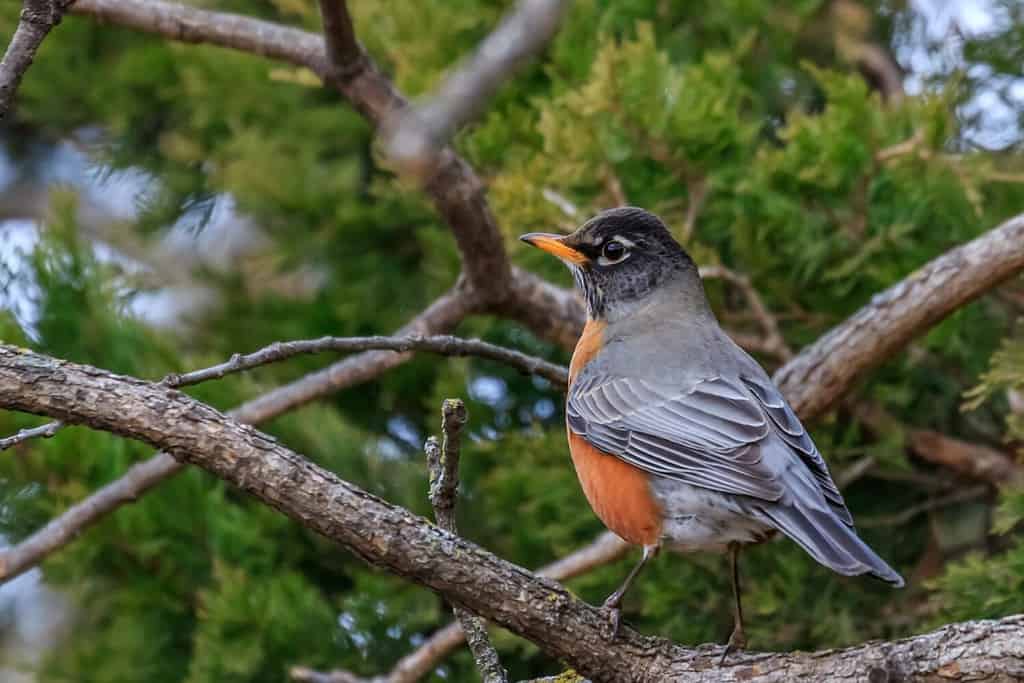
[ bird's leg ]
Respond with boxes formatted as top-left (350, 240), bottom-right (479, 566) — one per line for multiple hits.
top-left (600, 543), bottom-right (659, 639)
top-left (720, 542), bottom-right (747, 665)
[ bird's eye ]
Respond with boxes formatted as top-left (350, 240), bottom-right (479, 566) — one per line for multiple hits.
top-left (602, 240), bottom-right (627, 262)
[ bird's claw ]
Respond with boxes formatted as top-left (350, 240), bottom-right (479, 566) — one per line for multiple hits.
top-left (600, 598), bottom-right (622, 640)
top-left (718, 627), bottom-right (747, 666)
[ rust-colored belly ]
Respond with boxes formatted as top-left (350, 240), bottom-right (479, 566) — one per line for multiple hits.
top-left (567, 319), bottom-right (662, 547)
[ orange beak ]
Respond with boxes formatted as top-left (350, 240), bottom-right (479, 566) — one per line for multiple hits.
top-left (519, 232), bottom-right (588, 265)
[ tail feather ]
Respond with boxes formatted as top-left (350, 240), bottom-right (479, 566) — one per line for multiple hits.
top-left (761, 503), bottom-right (904, 587)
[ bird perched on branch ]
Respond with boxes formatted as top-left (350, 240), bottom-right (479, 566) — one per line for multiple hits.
top-left (521, 207), bottom-right (903, 662)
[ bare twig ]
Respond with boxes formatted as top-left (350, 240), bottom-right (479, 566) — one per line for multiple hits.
top-left (163, 335), bottom-right (568, 390)
top-left (289, 668), bottom-right (367, 683)
top-left (1, 345), bottom-right (1022, 682)
top-left (831, 0), bottom-right (904, 103)
top-left (853, 402), bottom-right (1024, 488)
top-left (834, 454), bottom-right (877, 489)
top-left (0, 0), bottom-right (74, 117)
top-left (602, 164), bottom-right (628, 207)
top-left (699, 265), bottom-right (794, 362)
top-left (876, 130), bottom-right (925, 163)
top-left (426, 400), bottom-right (508, 683)
top-left (0, 419), bottom-right (62, 451)
top-left (541, 188), bottom-right (579, 219)
top-left (681, 176), bottom-right (709, 243)
top-left (857, 485), bottom-right (990, 528)
top-left (385, 0), bottom-right (567, 176)
top-left (852, 43), bottom-right (904, 103)
top-left (315, 0), bottom-right (364, 80)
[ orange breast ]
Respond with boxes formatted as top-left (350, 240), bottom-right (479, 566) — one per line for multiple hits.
top-left (567, 320), bottom-right (662, 547)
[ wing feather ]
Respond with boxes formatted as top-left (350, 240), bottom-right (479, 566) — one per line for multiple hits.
top-left (567, 372), bottom-right (852, 523)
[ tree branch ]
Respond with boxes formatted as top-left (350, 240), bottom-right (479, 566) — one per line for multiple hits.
top-left (64, 0), bottom-right (1024, 405)
top-left (0, 345), bottom-right (1021, 682)
top-left (831, 0), bottom-right (904, 103)
top-left (315, 0), bottom-right (364, 81)
top-left (775, 212), bottom-right (1024, 420)
top-left (297, 449), bottom-right (884, 683)
top-left (858, 484), bottom-right (990, 528)
top-left (854, 402), bottom-right (1024, 488)
top-left (162, 334), bottom-right (568, 390)
top-left (0, 419), bottom-right (62, 451)
top-left (699, 265), bottom-right (794, 363)
top-left (426, 400), bottom-right (508, 683)
top-left (0, 0), bottom-right (74, 117)
top-left (73, 0), bottom-right (512, 302)
top-left (384, 0), bottom-right (566, 177)
top-left (0, 287), bottom-right (474, 584)
top-left (323, 532), bottom-right (628, 683)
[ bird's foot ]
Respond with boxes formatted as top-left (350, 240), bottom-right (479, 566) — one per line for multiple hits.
top-left (599, 596), bottom-right (623, 640)
top-left (718, 627), bottom-right (747, 666)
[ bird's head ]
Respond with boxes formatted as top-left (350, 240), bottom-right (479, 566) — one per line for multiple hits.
top-left (520, 207), bottom-right (701, 322)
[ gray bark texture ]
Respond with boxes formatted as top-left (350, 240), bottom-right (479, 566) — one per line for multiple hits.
top-left (0, 0), bottom-right (74, 117)
top-left (0, 344), bottom-right (1021, 683)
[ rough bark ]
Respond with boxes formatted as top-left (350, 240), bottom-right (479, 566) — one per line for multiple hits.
top-left (0, 0), bottom-right (74, 117)
top-left (0, 345), bottom-right (1021, 683)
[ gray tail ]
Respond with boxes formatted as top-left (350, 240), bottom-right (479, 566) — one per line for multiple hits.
top-left (761, 504), bottom-right (904, 587)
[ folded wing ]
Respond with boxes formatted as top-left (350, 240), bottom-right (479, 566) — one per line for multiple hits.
top-left (567, 371), bottom-right (903, 585)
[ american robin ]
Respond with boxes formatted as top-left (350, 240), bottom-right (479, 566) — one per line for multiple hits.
top-left (521, 207), bottom-right (903, 660)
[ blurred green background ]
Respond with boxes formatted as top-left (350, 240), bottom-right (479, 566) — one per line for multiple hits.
top-left (1, 0), bottom-right (1023, 681)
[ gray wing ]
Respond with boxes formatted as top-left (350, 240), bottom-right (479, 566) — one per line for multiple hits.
top-left (566, 371), bottom-right (853, 525)
top-left (566, 370), bottom-right (904, 584)
top-left (740, 375), bottom-right (851, 525)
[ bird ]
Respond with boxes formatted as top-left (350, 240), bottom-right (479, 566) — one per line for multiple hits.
top-left (520, 206), bottom-right (903, 661)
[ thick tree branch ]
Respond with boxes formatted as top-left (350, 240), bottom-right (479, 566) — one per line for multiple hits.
top-left (384, 0), bottom-right (566, 176)
top-left (0, 346), bottom-right (1021, 682)
top-left (775, 212), bottom-right (1024, 420)
top-left (0, 0), bottom-right (74, 117)
top-left (0, 287), bottom-right (474, 584)
top-left (426, 400), bottom-right (508, 683)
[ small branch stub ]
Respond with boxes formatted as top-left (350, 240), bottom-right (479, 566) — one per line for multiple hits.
top-left (425, 399), bottom-right (507, 683)
top-left (0, 419), bottom-right (63, 451)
